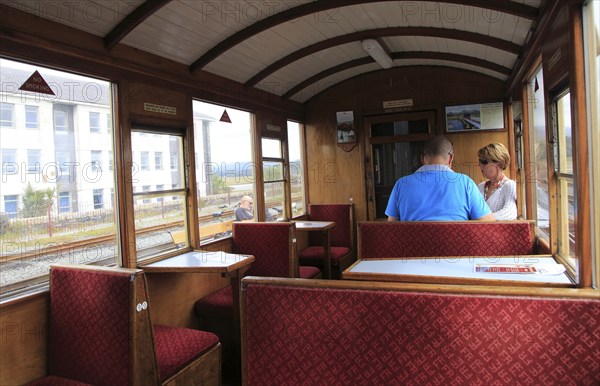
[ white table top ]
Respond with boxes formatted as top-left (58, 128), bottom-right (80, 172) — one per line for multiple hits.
top-left (344, 256), bottom-right (572, 284)
top-left (142, 250), bottom-right (254, 273)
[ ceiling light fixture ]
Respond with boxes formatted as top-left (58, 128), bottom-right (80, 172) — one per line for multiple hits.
top-left (361, 39), bottom-right (393, 69)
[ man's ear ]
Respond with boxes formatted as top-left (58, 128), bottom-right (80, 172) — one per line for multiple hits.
top-left (448, 153), bottom-right (454, 166)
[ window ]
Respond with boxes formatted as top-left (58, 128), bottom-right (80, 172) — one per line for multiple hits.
top-left (140, 151), bottom-right (150, 171)
top-left (3, 195), bottom-right (18, 218)
top-left (552, 91), bottom-right (576, 272)
top-left (132, 131), bottom-right (188, 259)
top-left (93, 189), bottom-right (104, 209)
top-left (56, 151), bottom-right (71, 176)
top-left (155, 152), bottom-right (163, 170)
top-left (0, 58), bottom-right (117, 300)
top-left (1, 149), bottom-right (17, 174)
top-left (262, 138), bottom-right (285, 222)
top-left (89, 112), bottom-right (100, 133)
top-left (91, 150), bottom-right (102, 171)
top-left (0, 103), bottom-right (15, 128)
top-left (58, 191), bottom-right (71, 213)
top-left (54, 109), bottom-right (68, 134)
top-left (288, 121), bottom-right (306, 217)
top-left (526, 66), bottom-right (549, 239)
top-left (584, 0), bottom-right (600, 285)
top-left (26, 149), bottom-right (41, 173)
top-left (193, 101), bottom-right (254, 242)
top-left (25, 105), bottom-right (39, 129)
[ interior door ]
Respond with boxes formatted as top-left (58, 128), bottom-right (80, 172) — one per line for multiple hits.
top-left (364, 111), bottom-right (436, 219)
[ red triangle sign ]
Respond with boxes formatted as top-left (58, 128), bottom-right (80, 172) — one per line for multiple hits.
top-left (19, 70), bottom-right (55, 95)
top-left (220, 109), bottom-right (232, 123)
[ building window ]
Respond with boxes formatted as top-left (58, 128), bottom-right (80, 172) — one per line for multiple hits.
top-left (193, 101), bottom-right (254, 242)
top-left (0, 103), bottom-right (15, 128)
top-left (1, 149), bottom-right (17, 174)
top-left (4, 195), bottom-right (18, 218)
top-left (56, 151), bottom-right (71, 176)
top-left (155, 152), bottom-right (163, 170)
top-left (89, 112), bottom-right (100, 133)
top-left (93, 189), bottom-right (104, 209)
top-left (58, 191), bottom-right (71, 213)
top-left (140, 151), bottom-right (150, 171)
top-left (26, 149), bottom-right (41, 173)
top-left (54, 109), bottom-right (68, 134)
top-left (91, 150), bottom-right (102, 171)
top-left (25, 105), bottom-right (39, 129)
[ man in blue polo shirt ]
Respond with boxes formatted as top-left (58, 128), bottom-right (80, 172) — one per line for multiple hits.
top-left (385, 136), bottom-right (495, 221)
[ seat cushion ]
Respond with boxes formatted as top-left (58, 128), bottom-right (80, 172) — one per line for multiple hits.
top-left (194, 286), bottom-right (234, 319)
top-left (25, 376), bottom-right (92, 386)
top-left (153, 324), bottom-right (220, 381)
top-left (299, 266), bottom-right (321, 278)
top-left (299, 246), bottom-right (351, 265)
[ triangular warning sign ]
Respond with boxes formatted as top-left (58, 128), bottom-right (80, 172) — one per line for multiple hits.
top-left (220, 109), bottom-right (232, 123)
top-left (19, 70), bottom-right (55, 95)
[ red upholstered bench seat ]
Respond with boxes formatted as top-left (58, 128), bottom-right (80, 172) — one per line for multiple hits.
top-left (242, 277), bottom-right (600, 386)
top-left (358, 220), bottom-right (536, 258)
top-left (153, 325), bottom-right (219, 380)
top-left (299, 246), bottom-right (351, 263)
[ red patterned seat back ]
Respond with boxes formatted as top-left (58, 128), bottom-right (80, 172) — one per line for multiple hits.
top-left (308, 204), bottom-right (353, 248)
top-left (234, 222), bottom-right (297, 277)
top-left (243, 277), bottom-right (600, 385)
top-left (49, 266), bottom-right (134, 385)
top-left (359, 221), bottom-right (534, 258)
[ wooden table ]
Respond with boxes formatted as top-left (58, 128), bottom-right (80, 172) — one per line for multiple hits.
top-left (294, 220), bottom-right (335, 279)
top-left (142, 250), bottom-right (254, 332)
top-left (342, 255), bottom-right (573, 286)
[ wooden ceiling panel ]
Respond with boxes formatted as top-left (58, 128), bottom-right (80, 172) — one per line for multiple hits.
top-left (1, 0), bottom-right (544, 103)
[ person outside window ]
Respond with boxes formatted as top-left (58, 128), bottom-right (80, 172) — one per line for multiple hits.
top-left (385, 136), bottom-right (495, 221)
top-left (235, 195), bottom-right (254, 222)
top-left (477, 143), bottom-right (518, 220)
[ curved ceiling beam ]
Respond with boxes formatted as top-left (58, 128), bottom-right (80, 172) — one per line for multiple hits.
top-left (189, 0), bottom-right (538, 72)
top-left (281, 52), bottom-right (512, 100)
top-left (104, 0), bottom-right (173, 50)
top-left (245, 27), bottom-right (521, 88)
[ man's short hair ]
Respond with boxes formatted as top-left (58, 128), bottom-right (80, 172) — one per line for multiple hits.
top-left (423, 136), bottom-right (453, 157)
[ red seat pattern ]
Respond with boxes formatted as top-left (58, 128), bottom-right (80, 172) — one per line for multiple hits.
top-left (243, 278), bottom-right (600, 385)
top-left (359, 221), bottom-right (535, 258)
top-left (299, 204), bottom-right (355, 278)
top-left (196, 222), bottom-right (320, 320)
top-left (153, 325), bottom-right (220, 380)
top-left (26, 264), bottom-right (220, 386)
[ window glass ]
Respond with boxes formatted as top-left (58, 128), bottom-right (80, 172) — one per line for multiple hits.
top-left (0, 103), bottom-right (15, 128)
top-left (0, 58), bottom-right (118, 299)
top-left (288, 121), bottom-right (306, 217)
top-left (89, 112), bottom-right (100, 133)
top-left (25, 105), bottom-right (39, 129)
top-left (131, 132), bottom-right (188, 258)
top-left (193, 101), bottom-right (254, 242)
top-left (527, 66), bottom-right (550, 239)
top-left (554, 92), bottom-right (577, 273)
top-left (262, 138), bottom-right (285, 222)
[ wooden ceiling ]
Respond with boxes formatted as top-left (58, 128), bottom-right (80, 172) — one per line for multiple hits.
top-left (1, 0), bottom-right (545, 103)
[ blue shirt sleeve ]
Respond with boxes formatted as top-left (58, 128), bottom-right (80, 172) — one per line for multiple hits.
top-left (385, 180), bottom-right (400, 219)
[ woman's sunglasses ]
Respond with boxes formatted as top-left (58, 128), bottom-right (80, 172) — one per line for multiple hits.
top-left (479, 158), bottom-right (491, 165)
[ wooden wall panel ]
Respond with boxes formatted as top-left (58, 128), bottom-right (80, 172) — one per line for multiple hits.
top-left (305, 66), bottom-right (508, 222)
top-left (0, 295), bottom-right (48, 385)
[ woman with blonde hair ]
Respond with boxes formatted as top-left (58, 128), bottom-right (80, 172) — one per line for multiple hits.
top-left (477, 143), bottom-right (517, 220)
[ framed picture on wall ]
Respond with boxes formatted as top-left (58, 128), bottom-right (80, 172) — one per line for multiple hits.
top-left (444, 102), bottom-right (505, 132)
top-left (336, 111), bottom-right (356, 144)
